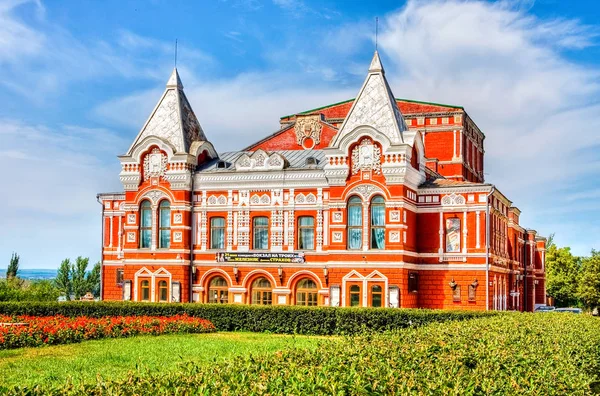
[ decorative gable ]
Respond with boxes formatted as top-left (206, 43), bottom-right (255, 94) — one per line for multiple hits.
top-left (234, 150), bottom-right (286, 171)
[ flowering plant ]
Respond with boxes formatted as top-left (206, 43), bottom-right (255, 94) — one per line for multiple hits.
top-left (0, 314), bottom-right (215, 349)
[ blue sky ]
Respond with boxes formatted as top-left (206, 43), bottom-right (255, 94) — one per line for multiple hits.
top-left (1, 0), bottom-right (600, 269)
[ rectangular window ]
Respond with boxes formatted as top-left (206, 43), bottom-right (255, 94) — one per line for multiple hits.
top-left (159, 203), bottom-right (171, 248)
top-left (445, 218), bottom-right (461, 253)
top-left (253, 217), bottom-right (269, 250)
top-left (408, 272), bottom-right (418, 293)
top-left (116, 268), bottom-right (124, 285)
top-left (210, 217), bottom-right (226, 249)
top-left (297, 216), bottom-right (315, 250)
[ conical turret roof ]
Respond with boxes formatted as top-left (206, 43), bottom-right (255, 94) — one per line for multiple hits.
top-left (127, 68), bottom-right (207, 155)
top-left (331, 51), bottom-right (407, 146)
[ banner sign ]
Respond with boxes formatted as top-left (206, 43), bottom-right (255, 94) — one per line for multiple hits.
top-left (216, 252), bottom-right (305, 263)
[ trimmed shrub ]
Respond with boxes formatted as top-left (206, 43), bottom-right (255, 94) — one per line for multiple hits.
top-left (0, 301), bottom-right (495, 335)
top-left (7, 313), bottom-right (600, 395)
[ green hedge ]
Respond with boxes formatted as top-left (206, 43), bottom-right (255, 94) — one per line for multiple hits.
top-left (9, 313), bottom-right (600, 395)
top-left (0, 302), bottom-right (495, 335)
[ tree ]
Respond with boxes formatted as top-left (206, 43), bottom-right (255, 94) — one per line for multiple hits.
top-left (545, 234), bottom-right (581, 307)
top-left (55, 259), bottom-right (72, 300)
top-left (578, 250), bottom-right (600, 309)
top-left (87, 262), bottom-right (101, 297)
top-left (7, 252), bottom-right (19, 279)
top-left (71, 256), bottom-right (89, 300)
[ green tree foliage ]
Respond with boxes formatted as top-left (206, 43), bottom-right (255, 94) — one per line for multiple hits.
top-left (55, 258), bottom-right (101, 300)
top-left (72, 256), bottom-right (89, 300)
top-left (578, 250), bottom-right (600, 309)
top-left (55, 259), bottom-right (72, 300)
top-left (0, 280), bottom-right (59, 302)
top-left (545, 234), bottom-right (581, 307)
top-left (7, 252), bottom-right (19, 279)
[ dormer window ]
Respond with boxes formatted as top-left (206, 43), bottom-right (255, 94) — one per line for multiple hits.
top-left (216, 160), bottom-right (226, 169)
top-left (305, 157), bottom-right (318, 166)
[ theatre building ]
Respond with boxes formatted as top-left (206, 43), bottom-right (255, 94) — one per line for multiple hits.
top-left (98, 51), bottom-right (546, 311)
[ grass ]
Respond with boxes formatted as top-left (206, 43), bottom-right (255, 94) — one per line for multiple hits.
top-left (0, 332), bottom-right (320, 388)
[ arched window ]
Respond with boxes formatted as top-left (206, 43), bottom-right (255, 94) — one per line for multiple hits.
top-left (349, 285), bottom-right (361, 307)
top-left (371, 285), bottom-right (383, 307)
top-left (251, 277), bottom-right (272, 305)
top-left (253, 217), bottom-right (269, 250)
top-left (297, 216), bottom-right (315, 250)
top-left (370, 196), bottom-right (385, 249)
top-left (347, 196), bottom-right (362, 250)
top-left (159, 201), bottom-right (171, 248)
top-left (208, 276), bottom-right (229, 303)
top-left (296, 278), bottom-right (318, 306)
top-left (210, 217), bottom-right (226, 249)
top-left (157, 280), bottom-right (168, 302)
top-left (140, 279), bottom-right (150, 301)
top-left (140, 200), bottom-right (152, 248)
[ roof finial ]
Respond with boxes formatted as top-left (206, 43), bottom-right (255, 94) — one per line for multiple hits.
top-left (174, 39), bottom-right (178, 68)
top-left (375, 17), bottom-right (378, 51)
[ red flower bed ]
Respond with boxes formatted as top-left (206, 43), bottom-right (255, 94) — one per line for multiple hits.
top-left (0, 314), bottom-right (215, 349)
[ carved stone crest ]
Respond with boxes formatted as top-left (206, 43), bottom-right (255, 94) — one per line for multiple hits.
top-left (352, 139), bottom-right (381, 175)
top-left (143, 148), bottom-right (167, 180)
top-left (294, 115), bottom-right (322, 148)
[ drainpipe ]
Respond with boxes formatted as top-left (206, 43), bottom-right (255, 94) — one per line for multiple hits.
top-left (523, 232), bottom-right (528, 312)
top-left (96, 194), bottom-right (104, 301)
top-left (485, 186), bottom-right (495, 311)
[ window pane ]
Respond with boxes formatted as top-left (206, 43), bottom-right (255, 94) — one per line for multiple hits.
top-left (299, 228), bottom-right (314, 250)
top-left (298, 217), bottom-right (314, 226)
top-left (348, 203), bottom-right (362, 226)
top-left (370, 228), bottom-right (385, 249)
top-left (160, 208), bottom-right (170, 227)
top-left (348, 229), bottom-right (362, 249)
top-left (350, 292), bottom-right (360, 307)
top-left (141, 230), bottom-right (152, 248)
top-left (372, 293), bottom-right (382, 307)
top-left (297, 291), bottom-right (306, 305)
top-left (211, 228), bottom-right (224, 249)
top-left (254, 228), bottom-right (268, 249)
top-left (371, 201), bottom-right (385, 226)
top-left (254, 217), bottom-right (268, 227)
top-left (211, 217), bottom-right (225, 227)
top-left (160, 230), bottom-right (170, 248)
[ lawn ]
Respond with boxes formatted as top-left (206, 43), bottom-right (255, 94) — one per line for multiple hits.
top-left (0, 332), bottom-right (320, 389)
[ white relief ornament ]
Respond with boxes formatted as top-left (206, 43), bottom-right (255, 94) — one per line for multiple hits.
top-left (127, 214), bottom-right (136, 224)
top-left (173, 213), bottom-right (183, 224)
top-left (389, 231), bottom-right (400, 243)
top-left (143, 148), bottom-right (168, 180)
top-left (173, 232), bottom-right (183, 243)
top-left (352, 139), bottom-right (381, 175)
top-left (294, 115), bottom-right (322, 147)
top-left (332, 232), bottom-right (343, 243)
top-left (389, 211), bottom-right (400, 222)
top-left (127, 232), bottom-right (136, 242)
top-left (332, 212), bottom-right (343, 223)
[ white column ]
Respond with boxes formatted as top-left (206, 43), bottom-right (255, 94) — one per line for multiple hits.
top-left (109, 215), bottom-right (113, 247)
top-left (362, 202), bottom-right (369, 252)
top-left (476, 211), bottom-right (480, 248)
top-left (438, 211), bottom-right (444, 256)
top-left (462, 211), bottom-right (468, 254)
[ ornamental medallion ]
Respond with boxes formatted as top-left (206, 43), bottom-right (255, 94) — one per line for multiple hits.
top-left (143, 148), bottom-right (167, 180)
top-left (352, 139), bottom-right (381, 174)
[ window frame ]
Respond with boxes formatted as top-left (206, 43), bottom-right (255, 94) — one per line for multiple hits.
top-left (295, 278), bottom-right (318, 306)
top-left (297, 216), bottom-right (315, 251)
top-left (347, 196), bottom-right (363, 250)
top-left (252, 216), bottom-right (269, 250)
top-left (157, 279), bottom-right (169, 302)
top-left (370, 196), bottom-right (386, 250)
top-left (140, 279), bottom-right (151, 302)
top-left (370, 284), bottom-right (383, 307)
top-left (408, 272), bottom-right (419, 293)
top-left (210, 216), bottom-right (226, 250)
top-left (208, 276), bottom-right (229, 303)
top-left (139, 200), bottom-right (152, 249)
top-left (349, 284), bottom-right (361, 307)
top-left (158, 200), bottom-right (171, 249)
top-left (251, 277), bottom-right (272, 305)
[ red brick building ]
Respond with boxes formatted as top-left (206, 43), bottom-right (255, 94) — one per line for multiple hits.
top-left (98, 52), bottom-right (546, 311)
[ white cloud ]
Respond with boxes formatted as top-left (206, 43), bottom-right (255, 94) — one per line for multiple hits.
top-left (375, 0), bottom-right (600, 253)
top-left (0, 119), bottom-right (125, 268)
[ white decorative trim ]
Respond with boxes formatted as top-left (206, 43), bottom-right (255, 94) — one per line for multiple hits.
top-left (389, 231), bottom-right (400, 243)
top-left (441, 193), bottom-right (466, 206)
top-left (332, 232), bottom-right (343, 243)
top-left (143, 148), bottom-right (168, 181)
top-left (351, 138), bottom-right (381, 175)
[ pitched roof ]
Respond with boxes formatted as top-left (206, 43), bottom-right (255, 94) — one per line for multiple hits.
top-left (127, 68), bottom-right (206, 155)
top-left (198, 150), bottom-right (326, 172)
top-left (330, 51), bottom-right (407, 147)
